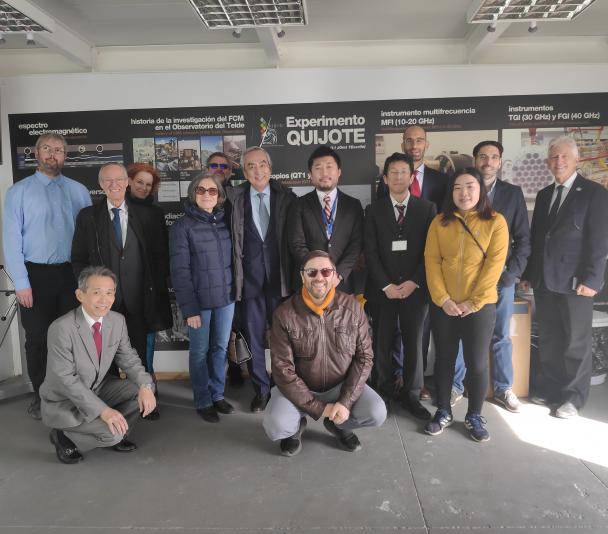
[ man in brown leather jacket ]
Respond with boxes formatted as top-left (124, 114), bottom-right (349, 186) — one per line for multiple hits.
top-left (263, 250), bottom-right (386, 456)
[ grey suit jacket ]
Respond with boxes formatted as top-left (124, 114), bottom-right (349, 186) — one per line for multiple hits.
top-left (40, 307), bottom-right (152, 429)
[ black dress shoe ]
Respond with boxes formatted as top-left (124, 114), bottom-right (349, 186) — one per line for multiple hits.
top-left (323, 418), bottom-right (362, 452)
top-left (213, 399), bottom-right (235, 414)
top-left (402, 398), bottom-right (432, 421)
top-left (197, 406), bottom-right (220, 423)
top-left (112, 438), bottom-right (137, 452)
top-left (250, 393), bottom-right (270, 413)
top-left (49, 429), bottom-right (83, 464)
top-left (280, 418), bottom-right (307, 457)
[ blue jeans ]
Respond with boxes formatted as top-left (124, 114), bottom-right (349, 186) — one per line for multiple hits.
top-left (188, 302), bottom-right (235, 409)
top-left (453, 283), bottom-right (515, 395)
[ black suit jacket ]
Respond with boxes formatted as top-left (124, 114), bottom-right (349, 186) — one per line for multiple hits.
top-left (523, 174), bottom-right (608, 294)
top-left (376, 165), bottom-right (448, 211)
top-left (288, 189), bottom-right (363, 285)
top-left (490, 179), bottom-right (531, 287)
top-left (71, 198), bottom-right (170, 329)
top-left (364, 195), bottom-right (436, 301)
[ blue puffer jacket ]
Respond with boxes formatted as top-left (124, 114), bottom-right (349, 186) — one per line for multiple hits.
top-left (169, 203), bottom-right (234, 318)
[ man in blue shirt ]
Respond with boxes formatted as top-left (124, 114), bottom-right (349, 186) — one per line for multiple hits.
top-left (2, 133), bottom-right (91, 419)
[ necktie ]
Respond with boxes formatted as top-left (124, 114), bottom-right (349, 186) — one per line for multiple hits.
top-left (92, 322), bottom-right (102, 361)
top-left (323, 194), bottom-right (333, 225)
top-left (396, 204), bottom-right (405, 225)
top-left (257, 192), bottom-right (269, 239)
top-left (547, 185), bottom-right (564, 228)
top-left (410, 170), bottom-right (421, 198)
top-left (111, 207), bottom-right (122, 248)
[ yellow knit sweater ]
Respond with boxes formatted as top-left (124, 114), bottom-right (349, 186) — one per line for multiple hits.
top-left (424, 211), bottom-right (509, 312)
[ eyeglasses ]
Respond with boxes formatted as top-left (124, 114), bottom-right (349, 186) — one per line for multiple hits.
top-left (38, 145), bottom-right (66, 156)
top-left (301, 268), bottom-right (335, 278)
top-left (195, 186), bottom-right (218, 197)
top-left (209, 163), bottom-right (229, 170)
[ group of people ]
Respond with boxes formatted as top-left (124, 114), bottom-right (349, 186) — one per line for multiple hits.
top-left (3, 125), bottom-right (607, 462)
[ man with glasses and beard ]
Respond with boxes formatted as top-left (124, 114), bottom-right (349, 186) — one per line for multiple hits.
top-left (263, 250), bottom-right (386, 456)
top-left (3, 133), bottom-right (91, 419)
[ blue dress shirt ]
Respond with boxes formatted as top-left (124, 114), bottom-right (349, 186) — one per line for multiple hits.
top-left (2, 171), bottom-right (91, 290)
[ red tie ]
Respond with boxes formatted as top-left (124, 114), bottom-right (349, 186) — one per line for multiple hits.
top-left (410, 170), bottom-right (421, 198)
top-left (92, 322), bottom-right (102, 361)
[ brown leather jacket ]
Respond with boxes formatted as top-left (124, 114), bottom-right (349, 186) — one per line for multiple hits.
top-left (270, 291), bottom-right (373, 419)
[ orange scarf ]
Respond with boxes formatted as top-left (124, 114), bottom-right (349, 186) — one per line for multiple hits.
top-left (301, 286), bottom-right (335, 316)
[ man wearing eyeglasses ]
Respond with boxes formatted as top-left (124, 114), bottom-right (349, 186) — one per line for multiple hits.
top-left (263, 250), bottom-right (386, 456)
top-left (206, 152), bottom-right (233, 187)
top-left (71, 163), bottom-right (168, 417)
top-left (226, 147), bottom-right (296, 412)
top-left (364, 152), bottom-right (436, 418)
top-left (3, 133), bottom-right (91, 420)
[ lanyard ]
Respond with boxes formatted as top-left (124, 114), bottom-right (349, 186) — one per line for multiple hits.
top-left (323, 196), bottom-right (338, 237)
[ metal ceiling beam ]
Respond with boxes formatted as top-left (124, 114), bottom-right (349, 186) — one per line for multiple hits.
top-left (6, 0), bottom-right (93, 69)
top-left (256, 27), bottom-right (281, 67)
top-left (465, 21), bottom-right (512, 63)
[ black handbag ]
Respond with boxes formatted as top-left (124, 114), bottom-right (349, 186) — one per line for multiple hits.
top-left (229, 330), bottom-right (252, 365)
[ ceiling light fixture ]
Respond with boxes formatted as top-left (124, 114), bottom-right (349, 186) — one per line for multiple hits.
top-left (188, 0), bottom-right (307, 30)
top-left (528, 20), bottom-right (538, 32)
top-left (276, 27), bottom-right (285, 38)
top-left (467, 0), bottom-right (596, 23)
top-left (25, 30), bottom-right (35, 45)
top-left (487, 22), bottom-right (497, 32)
top-left (232, 28), bottom-right (241, 38)
top-left (0, 1), bottom-right (48, 33)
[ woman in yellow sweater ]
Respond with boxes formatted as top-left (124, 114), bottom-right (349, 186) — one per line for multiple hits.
top-left (424, 167), bottom-right (508, 442)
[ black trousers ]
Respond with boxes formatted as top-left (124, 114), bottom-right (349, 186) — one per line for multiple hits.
top-left (371, 290), bottom-right (427, 401)
top-left (432, 303), bottom-right (496, 415)
top-left (534, 288), bottom-right (593, 408)
top-left (19, 263), bottom-right (78, 393)
top-left (115, 303), bottom-right (148, 371)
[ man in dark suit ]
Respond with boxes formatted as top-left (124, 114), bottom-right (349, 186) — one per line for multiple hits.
top-left (40, 266), bottom-right (156, 464)
top-left (452, 141), bottom-right (530, 412)
top-left (71, 164), bottom-right (168, 418)
top-left (227, 147), bottom-right (296, 412)
top-left (365, 152), bottom-right (436, 419)
top-left (377, 126), bottom-right (449, 400)
top-left (523, 136), bottom-right (608, 419)
top-left (288, 145), bottom-right (363, 293)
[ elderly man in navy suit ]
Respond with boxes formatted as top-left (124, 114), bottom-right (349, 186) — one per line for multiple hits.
top-left (523, 136), bottom-right (608, 419)
top-left (452, 141), bottom-right (530, 413)
top-left (227, 147), bottom-right (296, 412)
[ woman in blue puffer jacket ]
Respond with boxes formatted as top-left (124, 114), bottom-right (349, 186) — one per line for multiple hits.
top-left (170, 172), bottom-right (235, 423)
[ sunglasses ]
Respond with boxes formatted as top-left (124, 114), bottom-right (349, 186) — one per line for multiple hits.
top-left (301, 268), bottom-right (335, 278)
top-left (195, 186), bottom-right (218, 196)
top-left (209, 163), bottom-right (229, 170)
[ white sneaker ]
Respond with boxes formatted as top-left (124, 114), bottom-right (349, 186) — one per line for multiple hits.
top-left (494, 389), bottom-right (521, 413)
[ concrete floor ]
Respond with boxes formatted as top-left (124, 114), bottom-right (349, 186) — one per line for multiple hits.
top-left (1, 379), bottom-right (608, 534)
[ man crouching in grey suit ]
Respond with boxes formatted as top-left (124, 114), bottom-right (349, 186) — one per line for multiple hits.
top-left (40, 265), bottom-right (156, 464)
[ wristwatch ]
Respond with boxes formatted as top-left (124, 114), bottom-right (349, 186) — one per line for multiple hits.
top-left (140, 383), bottom-right (155, 392)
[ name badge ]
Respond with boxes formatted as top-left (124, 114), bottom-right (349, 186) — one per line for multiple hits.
top-left (392, 240), bottom-right (407, 251)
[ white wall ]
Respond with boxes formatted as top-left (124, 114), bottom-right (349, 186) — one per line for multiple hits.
top-left (2, 63), bottom-right (608, 372)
